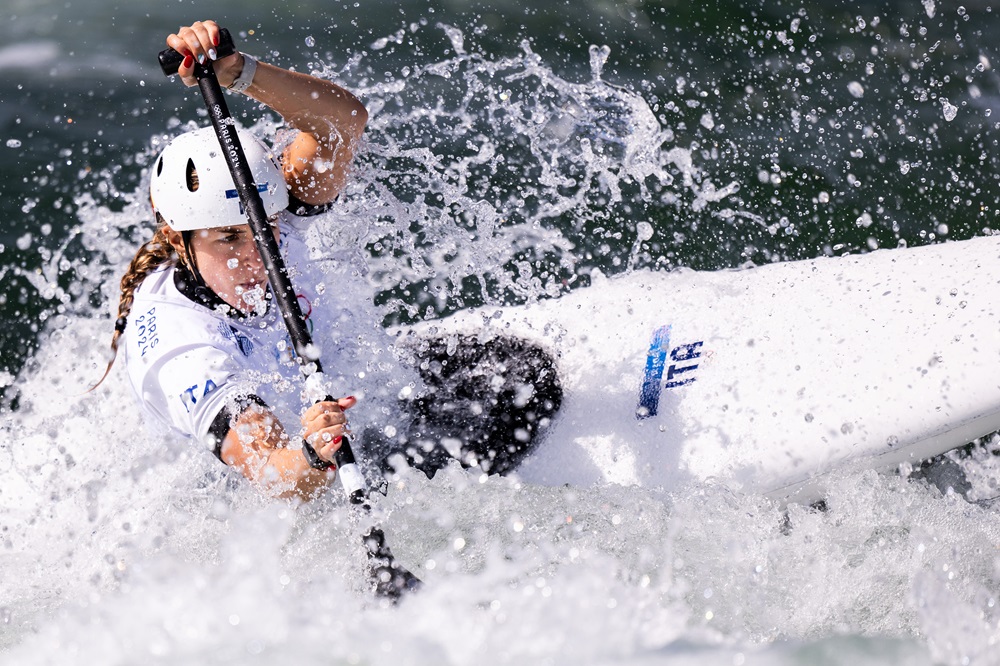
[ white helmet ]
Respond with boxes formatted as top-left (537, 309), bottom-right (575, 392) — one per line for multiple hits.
top-left (149, 126), bottom-right (289, 231)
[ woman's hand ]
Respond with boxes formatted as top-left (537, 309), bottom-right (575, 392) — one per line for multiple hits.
top-left (166, 20), bottom-right (244, 88)
top-left (163, 18), bottom-right (368, 205)
top-left (302, 396), bottom-right (358, 464)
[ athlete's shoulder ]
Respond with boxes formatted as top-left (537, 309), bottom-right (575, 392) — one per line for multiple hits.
top-left (125, 265), bottom-right (234, 367)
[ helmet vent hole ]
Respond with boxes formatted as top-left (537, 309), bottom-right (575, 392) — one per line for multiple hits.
top-left (185, 158), bottom-right (200, 193)
top-left (155, 157), bottom-right (164, 177)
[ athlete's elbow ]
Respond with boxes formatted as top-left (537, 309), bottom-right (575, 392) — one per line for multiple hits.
top-left (338, 99), bottom-right (368, 145)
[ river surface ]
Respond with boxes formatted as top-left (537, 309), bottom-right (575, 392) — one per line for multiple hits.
top-left (3, 1), bottom-right (1000, 664)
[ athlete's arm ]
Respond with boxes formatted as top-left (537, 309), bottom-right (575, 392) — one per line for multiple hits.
top-left (166, 20), bottom-right (368, 205)
top-left (220, 397), bottom-right (356, 500)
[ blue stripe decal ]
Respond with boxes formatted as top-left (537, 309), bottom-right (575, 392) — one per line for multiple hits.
top-left (636, 325), bottom-right (671, 419)
top-left (225, 184), bottom-right (270, 214)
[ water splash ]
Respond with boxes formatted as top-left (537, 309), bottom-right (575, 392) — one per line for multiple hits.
top-left (325, 25), bottom-right (746, 322)
top-left (5, 16), bottom-right (1000, 666)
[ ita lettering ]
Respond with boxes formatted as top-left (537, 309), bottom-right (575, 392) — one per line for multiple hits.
top-left (665, 342), bottom-right (703, 388)
top-left (179, 379), bottom-right (219, 413)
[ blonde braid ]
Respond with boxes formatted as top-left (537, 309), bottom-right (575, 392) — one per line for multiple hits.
top-left (89, 223), bottom-right (176, 390)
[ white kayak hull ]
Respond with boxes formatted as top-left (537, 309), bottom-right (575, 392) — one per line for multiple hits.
top-left (408, 237), bottom-right (1000, 504)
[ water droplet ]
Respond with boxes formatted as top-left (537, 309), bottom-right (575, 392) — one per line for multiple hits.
top-left (227, 258), bottom-right (239, 269)
top-left (941, 99), bottom-right (958, 121)
top-left (6, 139), bottom-right (21, 148)
top-left (305, 35), bottom-right (315, 47)
top-left (589, 44), bottom-right (611, 79)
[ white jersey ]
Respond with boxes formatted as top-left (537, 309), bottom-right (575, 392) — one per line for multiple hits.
top-left (122, 218), bottom-right (341, 453)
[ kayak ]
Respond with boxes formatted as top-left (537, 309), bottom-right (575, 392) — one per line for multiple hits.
top-left (399, 236), bottom-right (1000, 504)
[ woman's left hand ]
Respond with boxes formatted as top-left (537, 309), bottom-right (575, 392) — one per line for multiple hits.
top-left (164, 18), bottom-right (369, 207)
top-left (301, 396), bottom-right (358, 464)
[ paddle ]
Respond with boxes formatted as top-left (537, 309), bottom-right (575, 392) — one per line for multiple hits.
top-left (158, 28), bottom-right (420, 600)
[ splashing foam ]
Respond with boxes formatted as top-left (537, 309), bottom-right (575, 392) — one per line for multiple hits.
top-left (13, 23), bottom-right (1000, 666)
top-left (328, 26), bottom-right (745, 320)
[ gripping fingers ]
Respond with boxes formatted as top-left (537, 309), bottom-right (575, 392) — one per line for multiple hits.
top-left (167, 20), bottom-right (222, 83)
top-left (303, 414), bottom-right (349, 463)
top-left (301, 397), bottom-right (356, 462)
top-left (306, 421), bottom-right (349, 446)
top-left (315, 431), bottom-right (346, 462)
top-left (173, 21), bottom-right (220, 62)
top-left (301, 397), bottom-right (356, 426)
top-left (317, 411), bottom-right (350, 430)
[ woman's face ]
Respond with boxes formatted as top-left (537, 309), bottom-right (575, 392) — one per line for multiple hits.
top-left (169, 223), bottom-right (279, 314)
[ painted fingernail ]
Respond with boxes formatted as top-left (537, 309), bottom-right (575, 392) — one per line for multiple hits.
top-left (197, 53), bottom-right (206, 65)
top-left (333, 436), bottom-right (343, 445)
top-left (213, 33), bottom-right (220, 46)
top-left (182, 54), bottom-right (194, 69)
top-left (208, 48), bottom-right (218, 61)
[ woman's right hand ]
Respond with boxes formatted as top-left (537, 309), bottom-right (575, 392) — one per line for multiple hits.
top-left (166, 19), bottom-right (245, 88)
top-left (302, 396), bottom-right (358, 464)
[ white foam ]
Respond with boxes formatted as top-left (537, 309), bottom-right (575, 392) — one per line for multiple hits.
top-left (3, 23), bottom-right (999, 666)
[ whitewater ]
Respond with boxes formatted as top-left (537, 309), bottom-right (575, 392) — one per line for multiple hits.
top-left (4, 14), bottom-right (1000, 666)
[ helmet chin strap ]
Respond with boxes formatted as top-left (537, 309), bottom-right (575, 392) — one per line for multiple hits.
top-left (180, 230), bottom-right (210, 288)
top-left (178, 229), bottom-right (236, 312)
